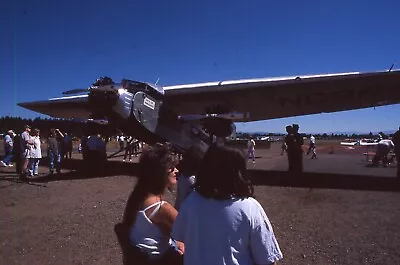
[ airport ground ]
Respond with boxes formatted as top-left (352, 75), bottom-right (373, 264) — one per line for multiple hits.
top-left (0, 141), bottom-right (399, 265)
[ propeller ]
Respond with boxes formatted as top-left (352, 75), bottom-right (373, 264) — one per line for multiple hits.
top-left (62, 76), bottom-right (115, 95)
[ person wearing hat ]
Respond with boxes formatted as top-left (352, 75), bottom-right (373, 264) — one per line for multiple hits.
top-left (1, 130), bottom-right (15, 167)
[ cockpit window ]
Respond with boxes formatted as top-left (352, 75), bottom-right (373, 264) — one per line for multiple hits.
top-left (150, 83), bottom-right (165, 95)
top-left (122, 79), bottom-right (164, 98)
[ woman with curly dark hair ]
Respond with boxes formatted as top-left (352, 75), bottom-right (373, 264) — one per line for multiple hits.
top-left (122, 143), bottom-right (183, 264)
top-left (172, 144), bottom-right (283, 265)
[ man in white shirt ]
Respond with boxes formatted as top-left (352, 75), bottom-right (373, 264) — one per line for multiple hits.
top-left (247, 136), bottom-right (256, 163)
top-left (373, 138), bottom-right (395, 167)
top-left (117, 134), bottom-right (125, 151)
top-left (21, 125), bottom-right (33, 176)
top-left (306, 135), bottom-right (317, 159)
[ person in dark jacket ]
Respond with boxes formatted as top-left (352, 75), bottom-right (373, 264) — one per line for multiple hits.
top-left (292, 124), bottom-right (304, 172)
top-left (12, 133), bottom-right (24, 178)
top-left (48, 128), bottom-right (62, 174)
top-left (285, 124), bottom-right (304, 173)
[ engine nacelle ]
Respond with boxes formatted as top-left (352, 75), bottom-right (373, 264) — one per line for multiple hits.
top-left (93, 80), bottom-right (208, 155)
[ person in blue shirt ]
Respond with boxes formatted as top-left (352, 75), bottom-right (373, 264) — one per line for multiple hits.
top-left (172, 144), bottom-right (283, 265)
top-left (1, 130), bottom-right (15, 167)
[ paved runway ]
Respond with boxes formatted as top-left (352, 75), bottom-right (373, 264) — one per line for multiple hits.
top-left (1, 141), bottom-right (398, 192)
top-left (1, 141), bottom-right (399, 265)
top-left (250, 148), bottom-right (397, 178)
top-left (104, 141), bottom-right (398, 179)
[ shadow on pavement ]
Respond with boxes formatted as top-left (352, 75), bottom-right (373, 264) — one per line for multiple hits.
top-left (27, 157), bottom-right (141, 183)
top-left (249, 169), bottom-right (400, 192)
top-left (0, 157), bottom-right (140, 184)
top-left (2, 157), bottom-right (398, 192)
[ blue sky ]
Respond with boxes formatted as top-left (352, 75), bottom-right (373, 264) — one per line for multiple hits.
top-left (1, 0), bottom-right (399, 133)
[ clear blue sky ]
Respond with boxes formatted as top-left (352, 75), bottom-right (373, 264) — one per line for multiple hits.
top-left (1, 0), bottom-right (399, 133)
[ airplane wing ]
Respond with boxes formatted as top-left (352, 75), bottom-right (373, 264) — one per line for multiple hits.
top-left (340, 141), bottom-right (378, 147)
top-left (359, 142), bottom-right (379, 146)
top-left (340, 141), bottom-right (357, 146)
top-left (163, 70), bottom-right (400, 122)
top-left (18, 94), bottom-right (91, 119)
top-left (17, 70), bottom-right (400, 122)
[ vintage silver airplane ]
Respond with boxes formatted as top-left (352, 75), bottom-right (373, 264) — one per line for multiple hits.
top-left (18, 69), bottom-right (400, 157)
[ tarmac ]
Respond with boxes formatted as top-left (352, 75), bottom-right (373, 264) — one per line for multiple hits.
top-left (1, 141), bottom-right (400, 265)
top-left (249, 148), bottom-right (396, 177)
top-left (102, 142), bottom-right (399, 192)
top-left (1, 141), bottom-right (398, 192)
top-left (246, 143), bottom-right (399, 192)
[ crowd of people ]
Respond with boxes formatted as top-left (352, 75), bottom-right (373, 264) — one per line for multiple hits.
top-left (0, 126), bottom-right (146, 179)
top-left (0, 125), bottom-right (77, 178)
top-left (1, 125), bottom-right (43, 178)
top-left (280, 124), bottom-right (400, 176)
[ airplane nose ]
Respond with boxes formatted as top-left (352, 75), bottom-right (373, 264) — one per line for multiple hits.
top-left (88, 89), bottom-right (119, 118)
top-left (88, 89), bottom-right (119, 108)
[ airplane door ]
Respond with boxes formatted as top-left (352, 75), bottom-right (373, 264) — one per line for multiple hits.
top-left (131, 91), bottom-right (209, 155)
top-left (132, 91), bottom-right (161, 134)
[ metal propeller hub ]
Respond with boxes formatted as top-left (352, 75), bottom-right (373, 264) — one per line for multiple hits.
top-left (88, 88), bottom-right (118, 107)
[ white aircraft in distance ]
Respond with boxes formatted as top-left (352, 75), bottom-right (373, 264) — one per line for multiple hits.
top-left (18, 69), bottom-right (400, 158)
top-left (340, 138), bottom-right (380, 147)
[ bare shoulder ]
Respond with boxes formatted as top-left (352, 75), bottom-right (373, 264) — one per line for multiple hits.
top-left (159, 202), bottom-right (178, 219)
top-left (151, 202), bottom-right (178, 235)
top-left (151, 201), bottom-right (178, 223)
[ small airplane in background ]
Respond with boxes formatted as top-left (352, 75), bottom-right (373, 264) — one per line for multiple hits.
top-left (340, 138), bottom-right (380, 147)
top-left (17, 69), bottom-right (400, 159)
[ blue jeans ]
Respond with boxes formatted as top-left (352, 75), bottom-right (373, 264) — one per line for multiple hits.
top-left (28, 158), bottom-right (40, 176)
top-left (2, 147), bottom-right (13, 165)
top-left (48, 151), bottom-right (61, 173)
top-left (248, 149), bottom-right (255, 162)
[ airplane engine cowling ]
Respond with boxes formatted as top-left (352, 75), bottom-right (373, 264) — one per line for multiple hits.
top-left (88, 89), bottom-right (119, 119)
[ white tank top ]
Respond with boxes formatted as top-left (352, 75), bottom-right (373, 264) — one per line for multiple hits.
top-left (129, 201), bottom-right (172, 259)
